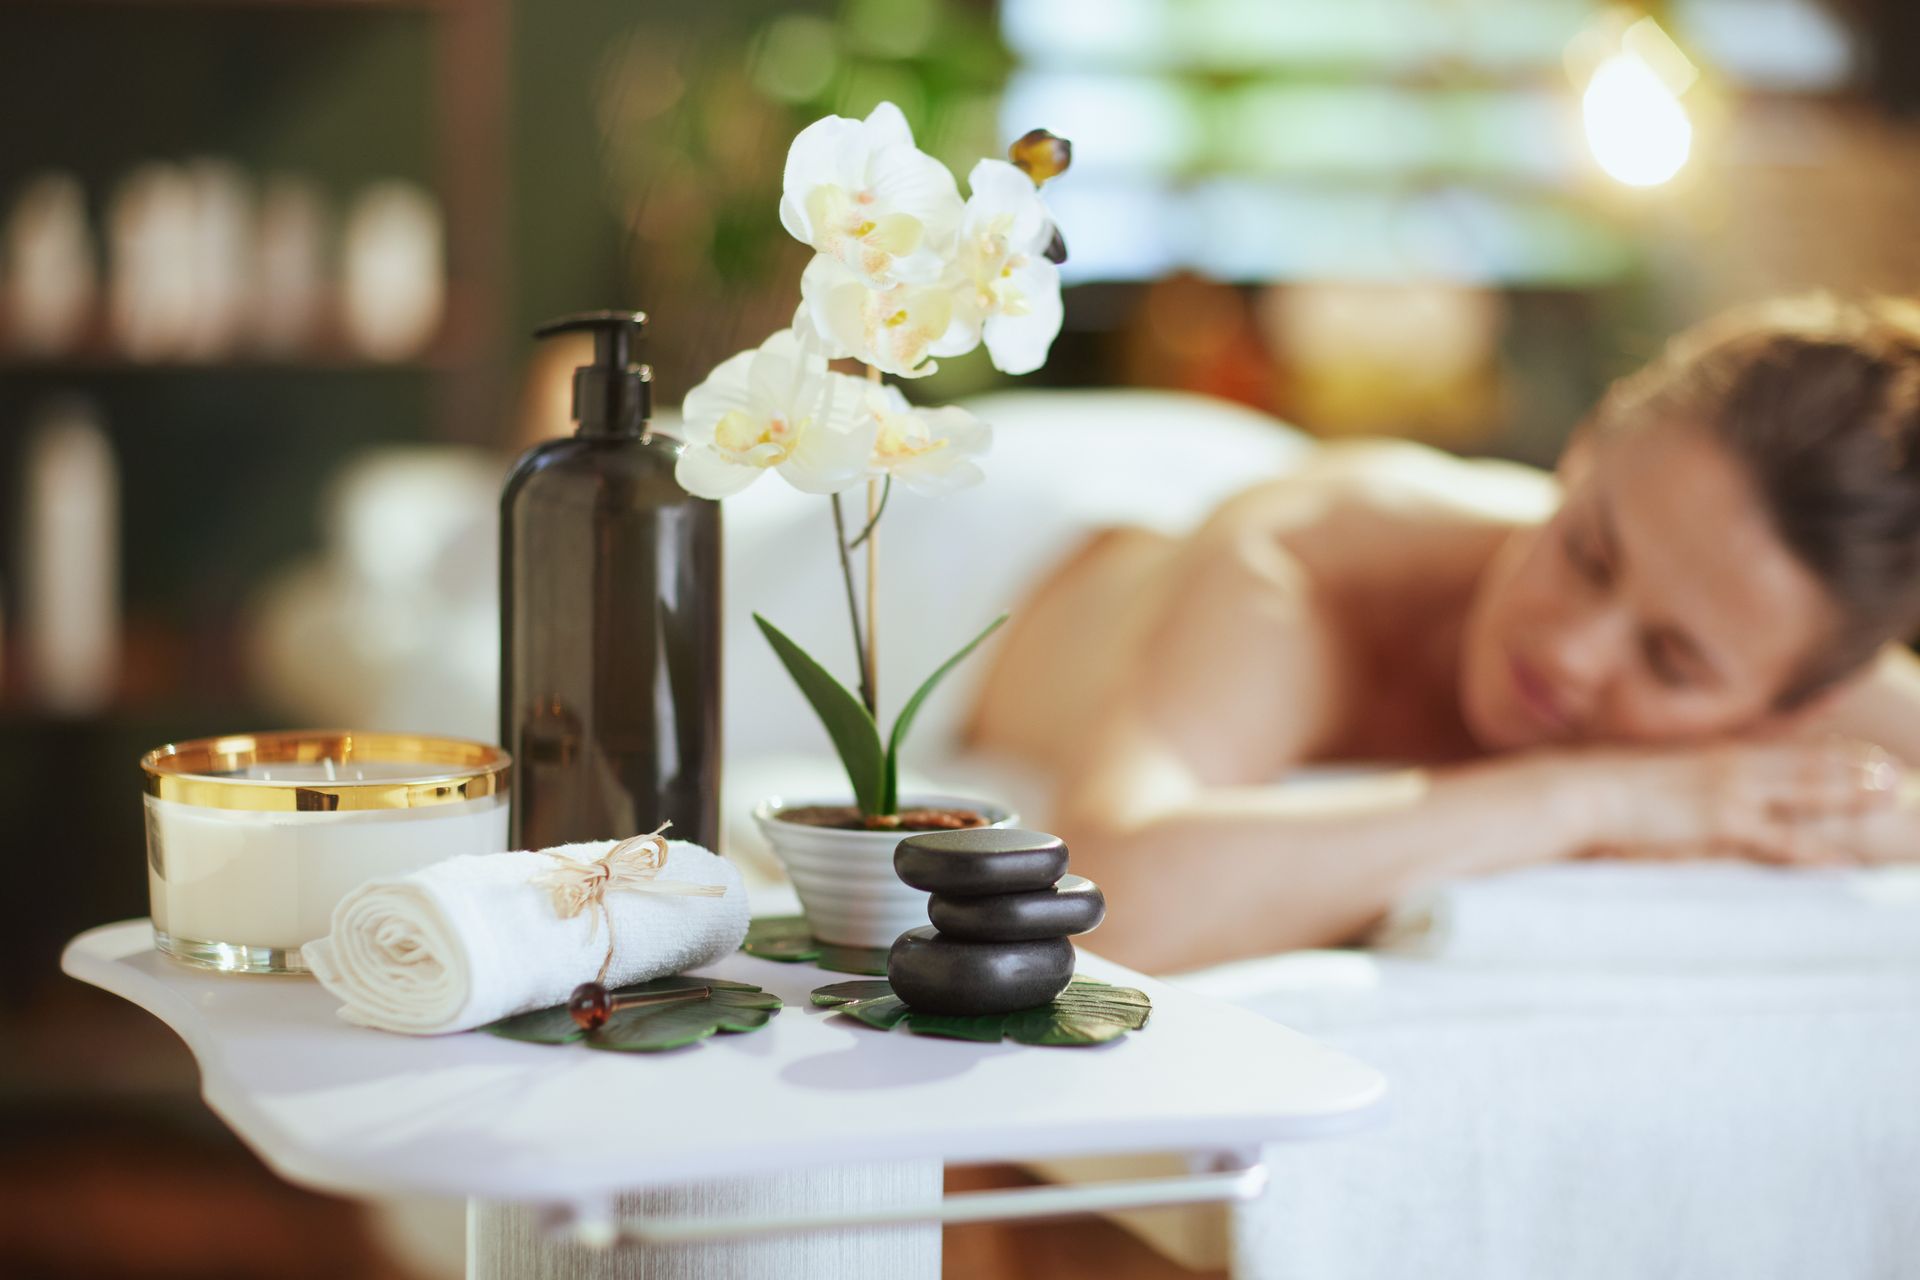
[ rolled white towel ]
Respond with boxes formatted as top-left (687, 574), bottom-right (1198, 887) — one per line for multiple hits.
top-left (1373, 861), bottom-right (1920, 970)
top-left (303, 836), bottom-right (749, 1034)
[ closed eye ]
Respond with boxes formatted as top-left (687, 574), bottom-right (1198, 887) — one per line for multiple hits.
top-left (1643, 633), bottom-right (1691, 688)
top-left (1562, 525), bottom-right (1609, 586)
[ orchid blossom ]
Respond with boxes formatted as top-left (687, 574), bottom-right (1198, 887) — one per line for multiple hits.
top-left (779, 102), bottom-right (963, 288)
top-left (800, 254), bottom-right (972, 379)
top-left (842, 377), bottom-right (991, 494)
top-left (947, 159), bottom-right (1064, 376)
top-left (675, 329), bottom-right (874, 498)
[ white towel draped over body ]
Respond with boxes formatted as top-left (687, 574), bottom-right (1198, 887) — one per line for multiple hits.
top-left (303, 839), bottom-right (749, 1034)
top-left (1372, 860), bottom-right (1920, 968)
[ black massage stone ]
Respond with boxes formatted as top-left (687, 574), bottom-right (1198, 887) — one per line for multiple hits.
top-left (928, 874), bottom-right (1107, 942)
top-left (887, 926), bottom-right (1075, 1015)
top-left (893, 827), bottom-right (1069, 896)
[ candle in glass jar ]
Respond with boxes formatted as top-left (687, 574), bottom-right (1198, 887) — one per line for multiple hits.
top-left (142, 731), bottom-right (510, 974)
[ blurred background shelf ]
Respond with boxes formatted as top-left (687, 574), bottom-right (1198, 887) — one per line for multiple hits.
top-left (0, 0), bottom-right (508, 431)
top-left (0, 0), bottom-right (509, 1026)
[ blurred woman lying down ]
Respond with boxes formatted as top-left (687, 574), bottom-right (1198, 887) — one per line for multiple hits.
top-left (965, 295), bottom-right (1920, 971)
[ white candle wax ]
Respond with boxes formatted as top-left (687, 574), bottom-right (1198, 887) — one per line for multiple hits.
top-left (230, 759), bottom-right (449, 783)
top-left (146, 793), bottom-right (507, 952)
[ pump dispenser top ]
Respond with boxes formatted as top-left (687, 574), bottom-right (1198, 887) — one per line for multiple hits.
top-left (500, 308), bottom-right (722, 853)
top-left (533, 310), bottom-right (652, 435)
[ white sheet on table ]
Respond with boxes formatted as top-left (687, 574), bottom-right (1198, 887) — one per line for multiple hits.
top-left (1374, 861), bottom-right (1920, 970)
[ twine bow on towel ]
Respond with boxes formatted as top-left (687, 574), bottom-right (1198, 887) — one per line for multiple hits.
top-left (533, 823), bottom-right (726, 983)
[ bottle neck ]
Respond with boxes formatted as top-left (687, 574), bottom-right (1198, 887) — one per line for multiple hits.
top-left (571, 365), bottom-right (652, 437)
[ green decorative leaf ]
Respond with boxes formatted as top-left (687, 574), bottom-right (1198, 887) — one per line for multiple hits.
top-left (892, 1011), bottom-right (1007, 1043)
top-left (741, 916), bottom-right (891, 976)
top-left (810, 977), bottom-right (1152, 1047)
top-left (612, 973), bottom-right (759, 996)
top-left (838, 993), bottom-right (912, 1030)
top-left (813, 941), bottom-right (890, 976)
top-left (592, 987), bottom-right (782, 1052)
top-left (754, 613), bottom-right (886, 816)
top-left (479, 975), bottom-right (782, 1053)
top-left (1000, 996), bottom-right (1141, 1045)
top-left (811, 980), bottom-right (895, 1006)
top-left (739, 915), bottom-right (821, 962)
top-left (483, 1003), bottom-right (586, 1045)
top-left (882, 613), bottom-right (1008, 812)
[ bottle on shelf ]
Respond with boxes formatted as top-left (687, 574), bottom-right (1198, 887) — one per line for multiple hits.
top-left (20, 397), bottom-right (120, 715)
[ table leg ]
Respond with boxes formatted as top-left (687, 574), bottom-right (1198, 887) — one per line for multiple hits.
top-left (466, 1160), bottom-right (942, 1280)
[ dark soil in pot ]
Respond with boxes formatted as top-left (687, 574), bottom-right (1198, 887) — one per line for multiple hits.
top-left (778, 805), bottom-right (990, 832)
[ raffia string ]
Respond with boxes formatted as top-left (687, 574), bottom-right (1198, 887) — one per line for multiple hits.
top-left (533, 822), bottom-right (726, 985)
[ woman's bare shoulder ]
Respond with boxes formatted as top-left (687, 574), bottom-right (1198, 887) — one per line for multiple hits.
top-left (1208, 438), bottom-right (1557, 530)
top-left (969, 440), bottom-right (1552, 772)
top-left (1194, 439), bottom-right (1556, 575)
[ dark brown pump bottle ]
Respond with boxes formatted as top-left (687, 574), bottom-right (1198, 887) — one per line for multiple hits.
top-left (500, 310), bottom-right (721, 851)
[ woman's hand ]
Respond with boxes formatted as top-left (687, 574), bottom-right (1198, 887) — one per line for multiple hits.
top-left (1557, 737), bottom-right (1903, 866)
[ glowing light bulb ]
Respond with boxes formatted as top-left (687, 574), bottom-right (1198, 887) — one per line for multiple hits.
top-left (1582, 52), bottom-right (1692, 187)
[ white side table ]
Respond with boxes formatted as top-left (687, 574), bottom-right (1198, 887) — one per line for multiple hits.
top-left (64, 919), bottom-right (1385, 1278)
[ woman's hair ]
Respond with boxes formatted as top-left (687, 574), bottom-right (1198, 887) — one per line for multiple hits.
top-left (1595, 295), bottom-right (1920, 707)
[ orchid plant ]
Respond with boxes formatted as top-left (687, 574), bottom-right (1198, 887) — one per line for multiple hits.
top-left (675, 102), bottom-right (1071, 826)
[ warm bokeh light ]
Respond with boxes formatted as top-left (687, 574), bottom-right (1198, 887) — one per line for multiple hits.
top-left (1582, 50), bottom-right (1693, 186)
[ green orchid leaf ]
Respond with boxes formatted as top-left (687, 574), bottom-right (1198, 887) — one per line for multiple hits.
top-left (478, 977), bottom-right (782, 1053)
top-left (882, 613), bottom-right (1008, 811)
top-left (742, 916), bottom-right (890, 975)
top-left (810, 977), bottom-right (1152, 1047)
top-left (811, 980), bottom-right (895, 1007)
top-left (754, 613), bottom-right (886, 815)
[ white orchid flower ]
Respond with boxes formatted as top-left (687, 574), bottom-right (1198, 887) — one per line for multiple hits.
top-left (844, 378), bottom-right (991, 494)
top-left (800, 254), bottom-right (973, 379)
top-left (780, 101), bottom-right (963, 288)
top-left (675, 329), bottom-right (875, 498)
top-left (948, 158), bottom-right (1064, 376)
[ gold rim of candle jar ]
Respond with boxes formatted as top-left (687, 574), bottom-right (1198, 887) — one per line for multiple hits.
top-left (141, 730), bottom-right (511, 813)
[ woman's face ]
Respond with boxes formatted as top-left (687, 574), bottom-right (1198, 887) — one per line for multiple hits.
top-left (1460, 421), bottom-right (1839, 751)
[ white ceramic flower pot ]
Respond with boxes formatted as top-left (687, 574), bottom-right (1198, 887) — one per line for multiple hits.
top-left (754, 794), bottom-right (1017, 948)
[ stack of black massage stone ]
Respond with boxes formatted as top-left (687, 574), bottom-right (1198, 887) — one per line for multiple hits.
top-left (888, 828), bottom-right (1107, 1016)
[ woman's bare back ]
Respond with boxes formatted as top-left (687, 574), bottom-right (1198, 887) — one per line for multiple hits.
top-left (965, 441), bottom-right (1561, 777)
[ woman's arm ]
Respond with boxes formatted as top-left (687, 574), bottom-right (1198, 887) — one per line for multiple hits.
top-left (1818, 645), bottom-right (1920, 764)
top-left (1056, 729), bottom-right (1595, 971)
top-left (1063, 724), bottom-right (1899, 972)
